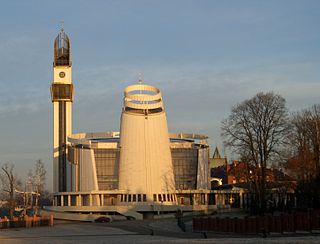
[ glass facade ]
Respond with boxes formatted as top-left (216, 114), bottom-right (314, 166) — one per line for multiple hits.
top-left (54, 30), bottom-right (71, 66)
top-left (94, 149), bottom-right (120, 190)
top-left (171, 148), bottom-right (198, 190)
top-left (68, 140), bottom-right (203, 192)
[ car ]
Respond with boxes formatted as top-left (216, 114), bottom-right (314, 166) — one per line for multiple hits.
top-left (94, 216), bottom-right (111, 223)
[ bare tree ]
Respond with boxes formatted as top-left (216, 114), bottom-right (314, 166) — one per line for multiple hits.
top-left (34, 159), bottom-right (47, 194)
top-left (0, 163), bottom-right (21, 219)
top-left (289, 105), bottom-right (320, 178)
top-left (221, 92), bottom-right (289, 214)
top-left (287, 104), bottom-right (320, 208)
top-left (30, 160), bottom-right (46, 214)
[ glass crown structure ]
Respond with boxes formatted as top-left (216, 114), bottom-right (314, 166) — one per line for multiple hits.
top-left (54, 29), bottom-right (71, 66)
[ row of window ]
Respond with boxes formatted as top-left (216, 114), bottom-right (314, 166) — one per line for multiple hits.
top-left (120, 193), bottom-right (177, 203)
top-left (120, 194), bottom-right (147, 202)
top-left (153, 193), bottom-right (176, 202)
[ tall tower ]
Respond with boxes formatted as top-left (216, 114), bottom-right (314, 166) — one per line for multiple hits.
top-left (118, 84), bottom-right (176, 203)
top-left (50, 27), bottom-right (74, 193)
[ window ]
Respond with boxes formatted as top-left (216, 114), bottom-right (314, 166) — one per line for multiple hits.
top-left (133, 194), bottom-right (136, 202)
top-left (124, 195), bottom-right (127, 202)
top-left (153, 194), bottom-right (157, 201)
top-left (138, 194), bottom-right (142, 202)
top-left (158, 194), bottom-right (162, 202)
top-left (128, 195), bottom-right (131, 202)
top-left (167, 194), bottom-right (170, 201)
top-left (143, 194), bottom-right (147, 202)
top-left (180, 197), bottom-right (184, 205)
top-left (94, 149), bottom-right (120, 190)
top-left (163, 194), bottom-right (166, 201)
top-left (51, 83), bottom-right (73, 101)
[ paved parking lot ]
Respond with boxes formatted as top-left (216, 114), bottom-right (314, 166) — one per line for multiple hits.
top-left (0, 219), bottom-right (319, 244)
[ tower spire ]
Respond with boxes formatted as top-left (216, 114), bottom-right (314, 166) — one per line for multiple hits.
top-left (138, 72), bottom-right (143, 84)
top-left (60, 19), bottom-right (64, 32)
top-left (138, 72), bottom-right (143, 95)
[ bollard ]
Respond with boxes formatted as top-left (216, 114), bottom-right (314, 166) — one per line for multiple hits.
top-left (50, 214), bottom-right (54, 227)
top-left (4, 216), bottom-right (10, 228)
top-left (33, 215), bottom-right (36, 227)
top-left (25, 215), bottom-right (31, 228)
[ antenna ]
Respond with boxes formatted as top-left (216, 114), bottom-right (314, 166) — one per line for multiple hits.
top-left (60, 19), bottom-right (65, 32)
top-left (138, 72), bottom-right (143, 96)
top-left (138, 72), bottom-right (143, 84)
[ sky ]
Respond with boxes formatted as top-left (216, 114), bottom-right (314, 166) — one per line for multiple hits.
top-left (0, 0), bottom-right (319, 191)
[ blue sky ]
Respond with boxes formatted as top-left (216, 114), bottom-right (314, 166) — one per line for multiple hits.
top-left (0, 0), bottom-right (319, 190)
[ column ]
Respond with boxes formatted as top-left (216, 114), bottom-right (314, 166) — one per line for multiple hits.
top-left (89, 194), bottom-right (92, 206)
top-left (239, 192), bottom-right (243, 209)
top-left (78, 194), bottom-right (82, 207)
top-left (101, 194), bottom-right (104, 206)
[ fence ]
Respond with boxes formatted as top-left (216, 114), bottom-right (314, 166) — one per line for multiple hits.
top-left (0, 215), bottom-right (54, 229)
top-left (193, 210), bottom-right (320, 234)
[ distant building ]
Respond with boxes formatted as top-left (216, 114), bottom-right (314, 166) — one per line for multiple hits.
top-left (226, 161), bottom-right (296, 187)
top-left (210, 147), bottom-right (228, 187)
top-left (211, 160), bottom-right (297, 210)
top-left (210, 147), bottom-right (227, 168)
